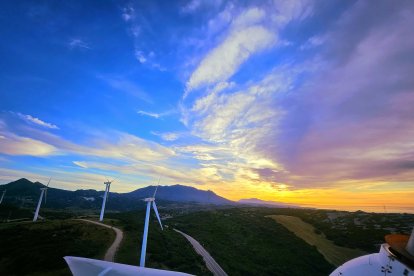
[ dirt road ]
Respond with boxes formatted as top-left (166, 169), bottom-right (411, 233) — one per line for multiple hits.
top-left (77, 219), bottom-right (123, 262)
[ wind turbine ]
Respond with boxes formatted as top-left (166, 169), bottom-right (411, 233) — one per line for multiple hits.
top-left (0, 189), bottom-right (6, 204)
top-left (33, 178), bottom-right (51, 222)
top-left (99, 178), bottom-right (115, 222)
top-left (140, 181), bottom-right (163, 267)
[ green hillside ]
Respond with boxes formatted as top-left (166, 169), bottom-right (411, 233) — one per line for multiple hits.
top-left (171, 208), bottom-right (335, 276)
top-left (0, 220), bottom-right (114, 275)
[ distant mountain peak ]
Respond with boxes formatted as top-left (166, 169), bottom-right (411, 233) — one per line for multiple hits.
top-left (126, 184), bottom-right (233, 205)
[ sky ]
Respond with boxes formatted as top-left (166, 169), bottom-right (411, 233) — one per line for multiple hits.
top-left (0, 0), bottom-right (413, 213)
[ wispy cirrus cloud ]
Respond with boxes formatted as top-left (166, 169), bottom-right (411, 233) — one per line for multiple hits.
top-left (0, 130), bottom-right (57, 156)
top-left (151, 131), bottom-right (181, 141)
top-left (119, 3), bottom-right (166, 71)
top-left (184, 1), bottom-right (313, 95)
top-left (185, 8), bottom-right (275, 94)
top-left (137, 109), bottom-right (175, 119)
top-left (16, 113), bottom-right (59, 129)
top-left (186, 25), bottom-right (275, 93)
top-left (134, 50), bottom-right (166, 71)
top-left (68, 38), bottom-right (90, 50)
top-left (181, 0), bottom-right (223, 14)
top-left (73, 161), bottom-right (88, 168)
top-left (100, 76), bottom-right (152, 103)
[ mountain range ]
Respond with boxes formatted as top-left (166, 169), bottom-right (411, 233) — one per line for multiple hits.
top-left (0, 178), bottom-right (299, 211)
top-left (0, 178), bottom-right (233, 210)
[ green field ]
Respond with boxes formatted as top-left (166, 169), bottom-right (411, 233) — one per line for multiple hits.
top-left (0, 220), bottom-right (114, 275)
top-left (269, 215), bottom-right (365, 266)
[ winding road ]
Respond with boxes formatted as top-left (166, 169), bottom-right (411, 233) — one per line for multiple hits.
top-left (76, 219), bottom-right (123, 262)
top-left (174, 229), bottom-right (228, 276)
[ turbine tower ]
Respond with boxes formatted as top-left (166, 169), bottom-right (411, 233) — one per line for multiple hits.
top-left (33, 178), bottom-right (51, 222)
top-left (99, 179), bottom-right (115, 222)
top-left (0, 189), bottom-right (6, 204)
top-left (140, 183), bottom-right (163, 267)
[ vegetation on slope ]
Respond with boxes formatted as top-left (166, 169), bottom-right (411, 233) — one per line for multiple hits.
top-left (0, 220), bottom-right (114, 275)
top-left (171, 208), bottom-right (335, 276)
top-left (254, 208), bottom-right (414, 253)
top-left (269, 215), bottom-right (365, 266)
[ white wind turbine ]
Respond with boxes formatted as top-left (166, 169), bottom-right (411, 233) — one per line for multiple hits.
top-left (140, 182), bottom-right (163, 267)
top-left (99, 178), bottom-right (115, 222)
top-left (33, 178), bottom-right (51, 222)
top-left (0, 189), bottom-right (6, 204)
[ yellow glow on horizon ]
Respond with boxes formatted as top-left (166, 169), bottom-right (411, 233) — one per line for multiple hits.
top-left (203, 180), bottom-right (414, 213)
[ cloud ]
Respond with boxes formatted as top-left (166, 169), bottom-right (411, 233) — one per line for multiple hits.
top-left (1, 114), bottom-right (176, 163)
top-left (120, 4), bottom-right (166, 71)
top-left (134, 50), bottom-right (166, 71)
top-left (68, 38), bottom-right (90, 50)
top-left (181, 0), bottom-right (223, 14)
top-left (151, 131), bottom-right (180, 141)
top-left (271, 0), bottom-right (313, 26)
top-left (0, 132), bottom-right (57, 156)
top-left (300, 35), bottom-right (324, 50)
top-left (181, 0), bottom-right (202, 14)
top-left (184, 1), bottom-right (313, 94)
top-left (73, 161), bottom-right (88, 168)
top-left (137, 111), bottom-right (161, 118)
top-left (232, 7), bottom-right (265, 27)
top-left (101, 76), bottom-right (152, 103)
top-left (16, 113), bottom-right (59, 129)
top-left (177, 1), bottom-right (414, 195)
top-left (135, 50), bottom-right (147, 63)
top-left (121, 4), bottom-right (135, 22)
top-left (137, 109), bottom-right (174, 119)
top-left (266, 1), bottom-right (414, 188)
top-left (0, 167), bottom-right (137, 192)
top-left (186, 25), bottom-right (276, 92)
top-left (179, 2), bottom-right (316, 190)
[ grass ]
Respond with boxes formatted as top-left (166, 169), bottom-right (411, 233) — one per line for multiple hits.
top-left (269, 215), bottom-right (366, 266)
top-left (0, 219), bottom-right (114, 275)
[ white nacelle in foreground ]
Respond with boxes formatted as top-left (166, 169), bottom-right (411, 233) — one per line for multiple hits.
top-left (330, 243), bottom-right (413, 276)
top-left (64, 256), bottom-right (194, 276)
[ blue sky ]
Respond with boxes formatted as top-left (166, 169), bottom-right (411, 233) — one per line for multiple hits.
top-left (1, 0), bottom-right (414, 211)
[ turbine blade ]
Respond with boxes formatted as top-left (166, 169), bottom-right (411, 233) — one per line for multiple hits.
top-left (152, 201), bottom-right (163, 230)
top-left (153, 177), bottom-right (161, 198)
top-left (153, 186), bottom-right (158, 198)
top-left (44, 189), bottom-right (47, 204)
top-left (46, 177), bottom-right (51, 187)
